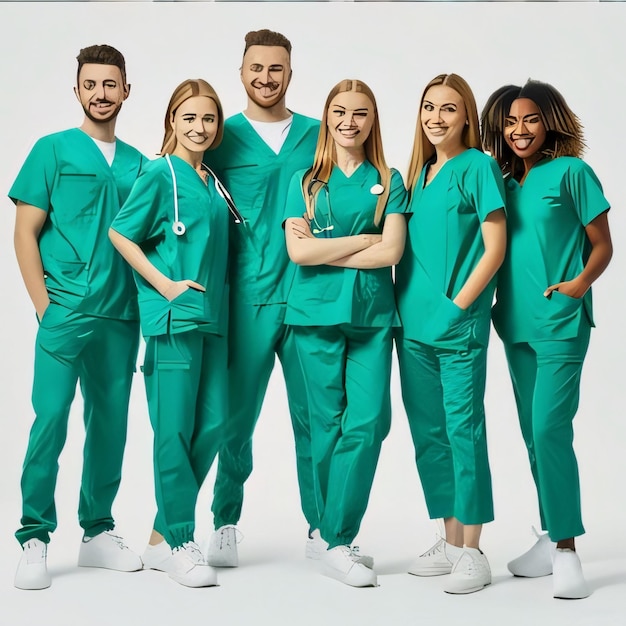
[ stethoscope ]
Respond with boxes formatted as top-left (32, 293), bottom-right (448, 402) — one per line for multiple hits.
top-left (306, 173), bottom-right (385, 235)
top-left (165, 154), bottom-right (243, 236)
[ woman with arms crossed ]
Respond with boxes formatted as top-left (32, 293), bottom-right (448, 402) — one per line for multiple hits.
top-left (481, 80), bottom-right (612, 599)
top-left (284, 78), bottom-right (407, 588)
top-left (395, 74), bottom-right (506, 595)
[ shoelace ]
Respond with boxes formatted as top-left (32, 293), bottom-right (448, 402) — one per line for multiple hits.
top-left (103, 532), bottom-right (130, 551)
top-left (218, 525), bottom-right (244, 549)
top-left (24, 540), bottom-right (46, 563)
top-left (419, 536), bottom-right (445, 558)
top-left (175, 541), bottom-right (206, 564)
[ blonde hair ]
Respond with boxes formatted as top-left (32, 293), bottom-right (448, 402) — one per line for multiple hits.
top-left (303, 79), bottom-right (391, 227)
top-left (160, 79), bottom-right (224, 155)
top-left (407, 74), bottom-right (482, 193)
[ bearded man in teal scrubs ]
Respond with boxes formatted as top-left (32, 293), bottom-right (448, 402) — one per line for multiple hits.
top-left (10, 45), bottom-right (146, 590)
top-left (203, 29), bottom-right (320, 566)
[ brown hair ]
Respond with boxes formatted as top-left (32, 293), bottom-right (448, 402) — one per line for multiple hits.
top-left (406, 74), bottom-right (482, 193)
top-left (76, 44), bottom-right (126, 84)
top-left (243, 29), bottom-right (292, 56)
top-left (304, 79), bottom-right (391, 227)
top-left (159, 79), bottom-right (224, 155)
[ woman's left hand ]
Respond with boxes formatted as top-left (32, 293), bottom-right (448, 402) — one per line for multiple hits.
top-left (544, 278), bottom-right (589, 299)
top-left (290, 216), bottom-right (315, 239)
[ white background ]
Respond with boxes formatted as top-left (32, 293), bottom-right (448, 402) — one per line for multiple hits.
top-left (0, 3), bottom-right (624, 625)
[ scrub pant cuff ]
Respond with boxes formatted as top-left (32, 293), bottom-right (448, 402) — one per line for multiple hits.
top-left (213, 517), bottom-right (238, 531)
top-left (81, 522), bottom-right (115, 539)
top-left (326, 536), bottom-right (356, 550)
top-left (549, 526), bottom-right (586, 543)
top-left (167, 524), bottom-right (196, 549)
top-left (15, 529), bottom-right (51, 546)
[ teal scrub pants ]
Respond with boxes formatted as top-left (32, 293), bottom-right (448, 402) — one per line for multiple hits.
top-left (503, 323), bottom-right (590, 541)
top-left (144, 329), bottom-right (227, 549)
top-left (16, 303), bottom-right (139, 545)
top-left (211, 301), bottom-right (317, 531)
top-left (293, 325), bottom-right (392, 549)
top-left (396, 335), bottom-right (494, 525)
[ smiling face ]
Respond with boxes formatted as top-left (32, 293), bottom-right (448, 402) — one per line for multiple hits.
top-left (504, 98), bottom-right (547, 163)
top-left (74, 63), bottom-right (129, 124)
top-left (241, 45), bottom-right (291, 109)
top-left (171, 96), bottom-right (219, 158)
top-left (420, 84), bottom-right (467, 153)
top-left (326, 90), bottom-right (375, 151)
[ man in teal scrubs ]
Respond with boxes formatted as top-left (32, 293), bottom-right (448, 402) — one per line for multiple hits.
top-left (203, 29), bottom-right (320, 565)
top-left (10, 45), bottom-right (145, 590)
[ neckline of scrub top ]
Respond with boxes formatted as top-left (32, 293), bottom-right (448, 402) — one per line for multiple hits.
top-left (237, 111), bottom-right (308, 159)
top-left (75, 127), bottom-right (118, 173)
top-left (510, 156), bottom-right (550, 188)
top-left (332, 159), bottom-right (367, 180)
top-left (168, 153), bottom-right (210, 187)
top-left (421, 148), bottom-right (470, 189)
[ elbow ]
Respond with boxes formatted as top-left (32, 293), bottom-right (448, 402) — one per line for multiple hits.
top-left (287, 248), bottom-right (309, 266)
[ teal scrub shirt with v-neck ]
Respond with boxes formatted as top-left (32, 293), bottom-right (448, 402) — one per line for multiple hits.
top-left (204, 112), bottom-right (320, 306)
top-left (111, 155), bottom-right (230, 338)
top-left (9, 128), bottom-right (145, 319)
top-left (284, 162), bottom-right (408, 327)
top-left (396, 148), bottom-right (506, 349)
top-left (492, 157), bottom-right (610, 344)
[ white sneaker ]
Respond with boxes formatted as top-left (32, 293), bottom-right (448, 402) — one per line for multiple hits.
top-left (15, 539), bottom-right (51, 590)
top-left (306, 529), bottom-right (328, 560)
top-left (207, 525), bottom-right (242, 568)
top-left (408, 537), bottom-right (464, 576)
top-left (443, 547), bottom-right (491, 594)
top-left (78, 531), bottom-right (143, 572)
top-left (322, 545), bottom-right (377, 587)
top-left (142, 540), bottom-right (172, 572)
top-left (553, 548), bottom-right (590, 599)
top-left (168, 542), bottom-right (218, 588)
top-left (508, 527), bottom-right (556, 577)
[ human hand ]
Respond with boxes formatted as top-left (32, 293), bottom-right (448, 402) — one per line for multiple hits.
top-left (544, 278), bottom-right (589, 299)
top-left (162, 279), bottom-right (206, 302)
top-left (290, 217), bottom-right (315, 239)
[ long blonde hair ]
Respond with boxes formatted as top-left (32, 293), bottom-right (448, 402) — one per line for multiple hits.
top-left (160, 79), bottom-right (224, 155)
top-left (303, 79), bottom-right (391, 227)
top-left (406, 74), bottom-right (482, 193)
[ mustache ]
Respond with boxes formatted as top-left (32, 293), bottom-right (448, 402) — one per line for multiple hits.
top-left (251, 78), bottom-right (280, 91)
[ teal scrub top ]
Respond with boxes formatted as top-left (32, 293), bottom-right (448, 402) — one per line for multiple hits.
top-left (203, 112), bottom-right (320, 306)
top-left (9, 128), bottom-right (145, 320)
top-left (110, 155), bottom-right (230, 338)
top-left (284, 161), bottom-right (408, 328)
top-left (395, 148), bottom-right (506, 349)
top-left (492, 157), bottom-right (610, 343)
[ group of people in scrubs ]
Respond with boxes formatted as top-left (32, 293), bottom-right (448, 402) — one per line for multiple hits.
top-left (9, 31), bottom-right (611, 601)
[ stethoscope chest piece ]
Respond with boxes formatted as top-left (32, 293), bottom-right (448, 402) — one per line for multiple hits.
top-left (172, 221), bottom-right (186, 236)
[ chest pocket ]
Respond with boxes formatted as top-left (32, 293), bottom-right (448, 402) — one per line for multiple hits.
top-left (54, 172), bottom-right (101, 221)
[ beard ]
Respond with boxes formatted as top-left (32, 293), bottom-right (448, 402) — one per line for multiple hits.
top-left (82, 100), bottom-right (124, 124)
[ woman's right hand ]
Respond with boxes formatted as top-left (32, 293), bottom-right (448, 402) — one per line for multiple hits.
top-left (161, 279), bottom-right (206, 301)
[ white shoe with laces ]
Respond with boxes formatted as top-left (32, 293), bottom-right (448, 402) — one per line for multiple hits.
top-left (142, 540), bottom-right (172, 572)
top-left (78, 530), bottom-right (143, 572)
top-left (443, 547), bottom-right (491, 594)
top-left (553, 548), bottom-right (590, 599)
top-left (207, 525), bottom-right (242, 567)
top-left (322, 545), bottom-right (377, 587)
top-left (408, 536), bottom-right (464, 576)
top-left (168, 541), bottom-right (218, 588)
top-left (507, 527), bottom-right (556, 578)
top-left (15, 538), bottom-right (51, 590)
